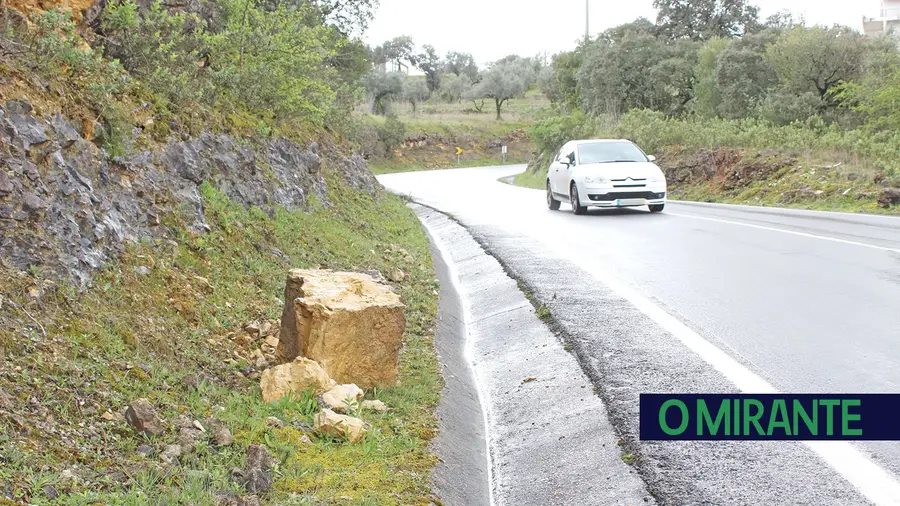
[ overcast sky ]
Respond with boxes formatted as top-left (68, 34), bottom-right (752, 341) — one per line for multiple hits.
top-left (365, 0), bottom-right (884, 65)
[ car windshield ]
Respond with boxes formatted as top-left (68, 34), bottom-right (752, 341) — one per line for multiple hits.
top-left (577, 142), bottom-right (647, 164)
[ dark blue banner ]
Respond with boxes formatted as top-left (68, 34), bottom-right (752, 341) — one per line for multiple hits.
top-left (640, 394), bottom-right (900, 441)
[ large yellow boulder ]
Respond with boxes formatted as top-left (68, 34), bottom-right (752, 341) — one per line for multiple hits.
top-left (279, 269), bottom-right (406, 388)
top-left (260, 357), bottom-right (333, 403)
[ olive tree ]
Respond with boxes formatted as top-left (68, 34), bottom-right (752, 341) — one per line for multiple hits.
top-left (363, 69), bottom-right (404, 115)
top-left (402, 78), bottom-right (430, 112)
top-left (466, 56), bottom-right (535, 120)
top-left (445, 51), bottom-right (479, 82)
top-left (439, 73), bottom-right (470, 102)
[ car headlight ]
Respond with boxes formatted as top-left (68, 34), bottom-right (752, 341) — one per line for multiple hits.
top-left (583, 175), bottom-right (609, 184)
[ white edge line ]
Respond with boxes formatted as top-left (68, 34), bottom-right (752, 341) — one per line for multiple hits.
top-left (416, 205), bottom-right (497, 506)
top-left (667, 211), bottom-right (900, 254)
top-left (563, 247), bottom-right (900, 506)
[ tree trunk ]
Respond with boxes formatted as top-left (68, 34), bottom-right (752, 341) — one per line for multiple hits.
top-left (495, 98), bottom-right (505, 120)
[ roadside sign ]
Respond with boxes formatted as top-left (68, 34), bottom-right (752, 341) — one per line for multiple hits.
top-left (501, 145), bottom-right (508, 154)
top-left (456, 147), bottom-right (463, 155)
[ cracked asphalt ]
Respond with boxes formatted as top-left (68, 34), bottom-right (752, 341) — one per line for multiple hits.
top-left (379, 165), bottom-right (900, 505)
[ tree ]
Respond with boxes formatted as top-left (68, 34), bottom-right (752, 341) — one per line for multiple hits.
top-left (363, 69), bottom-right (404, 114)
top-left (402, 78), bottom-right (430, 112)
top-left (654, 0), bottom-right (760, 41)
top-left (416, 44), bottom-right (442, 92)
top-left (444, 51), bottom-right (479, 82)
top-left (766, 26), bottom-right (868, 107)
top-left (577, 20), bottom-right (670, 116)
top-left (715, 35), bottom-right (777, 118)
top-left (544, 49), bottom-right (583, 110)
top-left (466, 56), bottom-right (534, 120)
top-left (373, 36), bottom-right (415, 72)
top-left (438, 73), bottom-right (469, 102)
top-left (691, 37), bottom-right (729, 117)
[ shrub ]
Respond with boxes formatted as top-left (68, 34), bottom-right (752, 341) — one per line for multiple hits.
top-left (375, 115), bottom-right (407, 158)
top-left (529, 110), bottom-right (598, 155)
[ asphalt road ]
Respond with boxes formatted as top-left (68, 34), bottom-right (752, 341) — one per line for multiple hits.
top-left (379, 165), bottom-right (900, 505)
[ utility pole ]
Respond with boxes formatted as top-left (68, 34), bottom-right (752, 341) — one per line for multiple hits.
top-left (585, 0), bottom-right (590, 42)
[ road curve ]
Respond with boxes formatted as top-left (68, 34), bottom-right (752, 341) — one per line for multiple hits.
top-left (378, 165), bottom-right (900, 505)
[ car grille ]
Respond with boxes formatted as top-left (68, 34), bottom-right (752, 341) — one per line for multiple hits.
top-left (588, 191), bottom-right (666, 201)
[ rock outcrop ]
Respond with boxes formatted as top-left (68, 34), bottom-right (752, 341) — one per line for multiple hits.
top-left (279, 269), bottom-right (406, 388)
top-left (0, 100), bottom-right (378, 288)
top-left (259, 357), bottom-right (333, 403)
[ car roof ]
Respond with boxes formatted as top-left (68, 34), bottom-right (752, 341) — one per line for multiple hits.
top-left (571, 139), bottom-right (631, 145)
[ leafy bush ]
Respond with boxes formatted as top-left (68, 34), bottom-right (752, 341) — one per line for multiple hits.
top-left (23, 9), bottom-right (132, 154)
top-left (529, 110), bottom-right (598, 154)
top-left (102, 0), bottom-right (212, 120)
top-left (375, 115), bottom-right (407, 158)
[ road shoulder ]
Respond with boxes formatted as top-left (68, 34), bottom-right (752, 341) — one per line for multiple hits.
top-left (416, 203), bottom-right (653, 505)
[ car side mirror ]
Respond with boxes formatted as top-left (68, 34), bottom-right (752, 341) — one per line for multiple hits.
top-left (647, 155), bottom-right (657, 162)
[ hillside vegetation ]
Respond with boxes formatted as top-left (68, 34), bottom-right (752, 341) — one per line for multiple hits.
top-left (0, 0), bottom-right (444, 503)
top-left (512, 0), bottom-right (900, 212)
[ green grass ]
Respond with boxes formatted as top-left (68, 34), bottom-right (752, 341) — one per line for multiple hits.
top-left (0, 169), bottom-right (441, 504)
top-left (512, 166), bottom-right (548, 190)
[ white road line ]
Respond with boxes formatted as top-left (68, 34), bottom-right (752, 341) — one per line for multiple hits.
top-left (668, 211), bottom-right (900, 254)
top-left (417, 206), bottom-right (496, 506)
top-left (561, 245), bottom-right (900, 506)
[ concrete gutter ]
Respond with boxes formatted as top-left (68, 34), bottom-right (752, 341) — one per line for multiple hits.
top-left (417, 203), bottom-right (653, 506)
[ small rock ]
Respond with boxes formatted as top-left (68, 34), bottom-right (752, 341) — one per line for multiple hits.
top-left (522, 377), bottom-right (537, 384)
top-left (22, 192), bottom-right (47, 214)
top-left (134, 266), bottom-right (151, 276)
top-left (259, 321), bottom-right (274, 337)
top-left (243, 321), bottom-right (261, 337)
top-left (299, 434), bottom-right (313, 444)
top-left (213, 426), bottom-right (234, 447)
top-left (259, 357), bottom-right (332, 403)
top-left (160, 444), bottom-right (182, 463)
top-left (265, 416), bottom-right (284, 428)
top-left (0, 171), bottom-right (12, 195)
top-left (877, 188), bottom-right (900, 208)
top-left (125, 399), bottom-right (165, 436)
top-left (242, 445), bottom-right (275, 493)
top-left (322, 384), bottom-right (364, 414)
top-left (313, 409), bottom-right (367, 444)
top-left (388, 268), bottom-right (407, 283)
top-left (193, 420), bottom-right (206, 432)
top-left (42, 485), bottom-right (59, 499)
top-left (136, 444), bottom-right (154, 458)
top-left (59, 469), bottom-right (80, 485)
top-left (361, 400), bottom-right (388, 413)
top-left (178, 427), bottom-right (204, 451)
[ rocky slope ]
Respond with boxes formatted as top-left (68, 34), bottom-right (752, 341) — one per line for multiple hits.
top-left (0, 98), bottom-right (377, 288)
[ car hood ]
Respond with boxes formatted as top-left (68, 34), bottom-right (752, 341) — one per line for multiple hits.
top-left (575, 161), bottom-right (662, 180)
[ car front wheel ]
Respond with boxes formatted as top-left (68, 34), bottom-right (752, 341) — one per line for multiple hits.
top-left (649, 204), bottom-right (665, 213)
top-left (570, 182), bottom-right (587, 215)
top-left (547, 182), bottom-right (561, 210)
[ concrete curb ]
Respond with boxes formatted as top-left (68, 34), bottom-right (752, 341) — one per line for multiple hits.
top-left (416, 203), bottom-right (653, 506)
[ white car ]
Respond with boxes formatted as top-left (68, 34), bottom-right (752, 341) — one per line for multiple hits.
top-left (546, 139), bottom-right (667, 215)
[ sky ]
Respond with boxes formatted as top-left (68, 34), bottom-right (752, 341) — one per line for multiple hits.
top-left (364, 0), bottom-right (884, 65)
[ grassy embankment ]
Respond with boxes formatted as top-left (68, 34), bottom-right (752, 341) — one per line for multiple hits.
top-left (368, 89), bottom-right (549, 174)
top-left (0, 175), bottom-right (442, 504)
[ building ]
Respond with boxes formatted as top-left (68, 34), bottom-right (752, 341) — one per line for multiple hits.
top-left (863, 0), bottom-right (900, 36)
